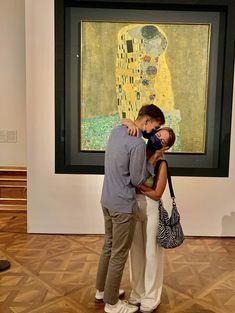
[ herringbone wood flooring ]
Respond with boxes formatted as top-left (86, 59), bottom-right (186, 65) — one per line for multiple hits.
top-left (0, 212), bottom-right (235, 313)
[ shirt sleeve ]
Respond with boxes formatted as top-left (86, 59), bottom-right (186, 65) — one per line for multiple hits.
top-left (129, 142), bottom-right (154, 186)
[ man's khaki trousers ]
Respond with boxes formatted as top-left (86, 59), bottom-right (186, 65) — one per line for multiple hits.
top-left (96, 207), bottom-right (137, 305)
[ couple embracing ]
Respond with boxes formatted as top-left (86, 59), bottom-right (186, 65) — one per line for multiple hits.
top-left (95, 104), bottom-right (175, 313)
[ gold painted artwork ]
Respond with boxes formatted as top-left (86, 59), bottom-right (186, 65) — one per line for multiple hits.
top-left (80, 21), bottom-right (211, 153)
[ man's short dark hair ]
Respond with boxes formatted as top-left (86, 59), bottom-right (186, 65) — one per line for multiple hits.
top-left (137, 104), bottom-right (165, 124)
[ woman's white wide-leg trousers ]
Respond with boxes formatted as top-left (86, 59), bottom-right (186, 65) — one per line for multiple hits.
top-left (129, 194), bottom-right (164, 311)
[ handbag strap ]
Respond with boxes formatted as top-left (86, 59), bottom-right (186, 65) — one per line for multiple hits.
top-left (155, 159), bottom-right (175, 199)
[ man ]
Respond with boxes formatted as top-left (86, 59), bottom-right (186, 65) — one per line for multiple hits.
top-left (95, 104), bottom-right (165, 313)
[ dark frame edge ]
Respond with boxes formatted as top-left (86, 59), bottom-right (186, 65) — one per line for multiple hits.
top-left (217, 0), bottom-right (235, 178)
top-left (55, 0), bottom-right (66, 173)
top-left (55, 0), bottom-right (235, 177)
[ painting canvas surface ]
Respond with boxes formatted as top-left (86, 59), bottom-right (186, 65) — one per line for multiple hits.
top-left (80, 21), bottom-right (210, 153)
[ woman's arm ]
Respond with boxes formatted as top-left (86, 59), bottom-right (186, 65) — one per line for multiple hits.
top-left (122, 118), bottom-right (139, 136)
top-left (138, 161), bottom-right (168, 201)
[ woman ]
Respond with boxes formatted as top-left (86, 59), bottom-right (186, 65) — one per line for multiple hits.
top-left (125, 123), bottom-right (175, 313)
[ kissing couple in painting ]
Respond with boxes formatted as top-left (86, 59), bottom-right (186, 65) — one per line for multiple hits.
top-left (95, 104), bottom-right (175, 313)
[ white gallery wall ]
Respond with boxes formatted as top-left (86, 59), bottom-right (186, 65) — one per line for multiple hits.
top-left (0, 0), bottom-right (26, 166)
top-left (25, 0), bottom-right (235, 236)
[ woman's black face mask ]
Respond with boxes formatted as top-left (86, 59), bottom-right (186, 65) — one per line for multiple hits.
top-left (147, 134), bottom-right (163, 151)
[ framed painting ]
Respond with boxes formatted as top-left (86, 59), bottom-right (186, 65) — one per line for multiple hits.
top-left (55, 0), bottom-right (235, 176)
top-left (80, 20), bottom-right (210, 154)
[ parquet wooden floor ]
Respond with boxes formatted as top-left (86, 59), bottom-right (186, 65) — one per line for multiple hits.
top-left (0, 212), bottom-right (235, 313)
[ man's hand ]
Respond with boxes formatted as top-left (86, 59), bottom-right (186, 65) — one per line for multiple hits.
top-left (122, 118), bottom-right (139, 136)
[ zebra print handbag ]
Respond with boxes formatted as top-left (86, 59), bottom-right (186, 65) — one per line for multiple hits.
top-left (156, 160), bottom-right (185, 249)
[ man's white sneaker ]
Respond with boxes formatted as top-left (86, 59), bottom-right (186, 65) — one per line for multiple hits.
top-left (104, 300), bottom-right (139, 313)
top-left (95, 289), bottom-right (125, 303)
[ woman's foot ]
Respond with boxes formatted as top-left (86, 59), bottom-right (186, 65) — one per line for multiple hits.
top-left (128, 297), bottom-right (141, 306)
top-left (140, 301), bottom-right (160, 313)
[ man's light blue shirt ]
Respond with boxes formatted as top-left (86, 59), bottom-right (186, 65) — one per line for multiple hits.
top-left (101, 125), bottom-right (154, 213)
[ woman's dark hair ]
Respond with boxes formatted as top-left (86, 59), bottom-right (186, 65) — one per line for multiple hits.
top-left (156, 127), bottom-right (175, 150)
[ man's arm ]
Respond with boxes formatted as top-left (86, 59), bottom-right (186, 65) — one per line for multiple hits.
top-left (129, 142), bottom-right (154, 186)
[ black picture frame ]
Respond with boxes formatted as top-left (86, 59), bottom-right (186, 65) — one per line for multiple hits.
top-left (55, 0), bottom-right (235, 176)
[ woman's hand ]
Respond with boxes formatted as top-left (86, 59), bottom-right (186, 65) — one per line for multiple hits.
top-left (136, 184), bottom-right (144, 191)
top-left (122, 118), bottom-right (139, 136)
top-left (137, 184), bottom-right (151, 193)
